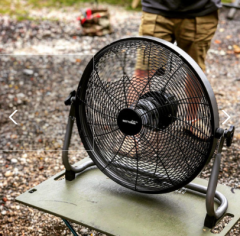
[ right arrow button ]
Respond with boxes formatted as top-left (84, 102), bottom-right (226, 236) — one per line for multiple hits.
top-left (222, 110), bottom-right (231, 125)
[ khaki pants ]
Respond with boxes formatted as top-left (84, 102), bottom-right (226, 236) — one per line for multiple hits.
top-left (138, 10), bottom-right (219, 71)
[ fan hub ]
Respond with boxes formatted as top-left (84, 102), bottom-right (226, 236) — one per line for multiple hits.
top-left (117, 108), bottom-right (142, 135)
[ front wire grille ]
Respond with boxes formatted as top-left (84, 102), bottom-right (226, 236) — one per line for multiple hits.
top-left (77, 38), bottom-right (215, 193)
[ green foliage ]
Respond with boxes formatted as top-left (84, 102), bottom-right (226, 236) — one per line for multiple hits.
top-left (222, 0), bottom-right (233, 3)
top-left (0, 0), bottom-right (140, 21)
top-left (0, 0), bottom-right (234, 21)
top-left (0, 0), bottom-right (29, 20)
top-left (26, 0), bottom-right (135, 7)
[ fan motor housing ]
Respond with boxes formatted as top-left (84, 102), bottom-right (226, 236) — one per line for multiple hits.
top-left (136, 91), bottom-right (178, 130)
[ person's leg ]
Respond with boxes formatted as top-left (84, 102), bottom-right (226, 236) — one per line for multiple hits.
top-left (175, 11), bottom-right (219, 72)
top-left (131, 12), bottom-right (175, 105)
top-left (174, 11), bottom-right (218, 136)
top-left (139, 11), bottom-right (175, 41)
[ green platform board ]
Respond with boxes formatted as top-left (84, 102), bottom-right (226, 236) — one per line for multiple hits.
top-left (16, 158), bottom-right (240, 236)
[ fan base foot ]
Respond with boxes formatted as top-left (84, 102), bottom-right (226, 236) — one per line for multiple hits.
top-left (65, 170), bottom-right (75, 181)
top-left (204, 214), bottom-right (218, 228)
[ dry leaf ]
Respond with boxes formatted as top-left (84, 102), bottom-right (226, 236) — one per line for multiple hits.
top-left (2, 197), bottom-right (8, 202)
top-left (226, 35), bottom-right (232, 39)
top-left (233, 45), bottom-right (240, 54)
top-left (214, 39), bottom-right (221, 44)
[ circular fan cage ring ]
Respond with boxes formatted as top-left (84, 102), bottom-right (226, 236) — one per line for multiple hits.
top-left (75, 36), bottom-right (221, 194)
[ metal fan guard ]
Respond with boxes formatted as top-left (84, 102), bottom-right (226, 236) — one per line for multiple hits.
top-left (75, 36), bottom-right (219, 194)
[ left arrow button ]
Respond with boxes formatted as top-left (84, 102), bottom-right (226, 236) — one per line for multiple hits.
top-left (9, 110), bottom-right (18, 125)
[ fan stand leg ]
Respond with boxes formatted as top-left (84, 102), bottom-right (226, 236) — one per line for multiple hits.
top-left (204, 135), bottom-right (227, 228)
top-left (186, 135), bottom-right (228, 228)
top-left (62, 92), bottom-right (95, 181)
top-left (62, 104), bottom-right (76, 180)
top-left (204, 152), bottom-right (224, 228)
top-left (204, 153), bottom-right (222, 228)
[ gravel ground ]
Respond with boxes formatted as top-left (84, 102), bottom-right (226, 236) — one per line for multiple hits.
top-left (0, 5), bottom-right (240, 236)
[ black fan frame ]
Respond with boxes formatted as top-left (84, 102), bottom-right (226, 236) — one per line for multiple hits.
top-left (75, 36), bottom-right (219, 194)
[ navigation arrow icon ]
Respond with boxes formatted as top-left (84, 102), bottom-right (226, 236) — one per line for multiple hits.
top-left (222, 110), bottom-right (231, 125)
top-left (9, 110), bottom-right (18, 125)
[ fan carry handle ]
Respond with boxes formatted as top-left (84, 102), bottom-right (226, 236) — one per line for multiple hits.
top-left (61, 90), bottom-right (235, 229)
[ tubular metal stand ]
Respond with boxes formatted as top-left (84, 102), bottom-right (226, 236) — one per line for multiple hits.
top-left (62, 93), bottom-right (95, 181)
top-left (62, 92), bottom-right (228, 233)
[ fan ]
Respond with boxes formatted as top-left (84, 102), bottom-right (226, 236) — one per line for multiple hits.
top-left (62, 36), bottom-right (235, 228)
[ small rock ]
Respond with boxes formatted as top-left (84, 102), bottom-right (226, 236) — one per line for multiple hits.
top-left (5, 171), bottom-right (13, 177)
top-left (1, 210), bottom-right (7, 215)
top-left (42, 30), bottom-right (52, 37)
top-left (13, 168), bottom-right (18, 174)
top-left (80, 228), bottom-right (88, 234)
top-left (22, 153), bottom-right (28, 158)
top-left (219, 50), bottom-right (226, 56)
top-left (10, 134), bottom-right (18, 139)
top-left (39, 166), bottom-right (44, 171)
top-left (11, 158), bottom-right (18, 164)
top-left (3, 216), bottom-right (8, 223)
top-left (23, 69), bottom-right (34, 75)
top-left (8, 94), bottom-right (14, 100)
top-left (12, 182), bottom-right (19, 187)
